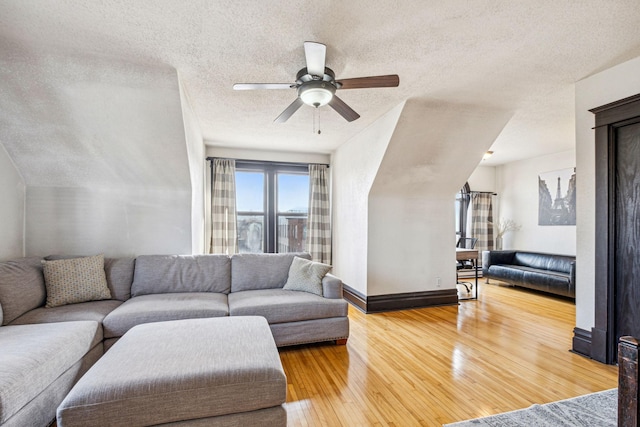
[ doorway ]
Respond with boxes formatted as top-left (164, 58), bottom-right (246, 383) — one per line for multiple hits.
top-left (592, 93), bottom-right (640, 364)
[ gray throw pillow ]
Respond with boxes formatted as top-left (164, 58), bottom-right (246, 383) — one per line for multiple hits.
top-left (42, 254), bottom-right (112, 307)
top-left (282, 256), bottom-right (331, 296)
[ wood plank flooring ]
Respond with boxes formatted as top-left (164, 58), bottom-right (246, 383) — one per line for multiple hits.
top-left (279, 283), bottom-right (618, 426)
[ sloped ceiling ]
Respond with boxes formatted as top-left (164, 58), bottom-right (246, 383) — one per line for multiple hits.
top-left (371, 98), bottom-right (512, 196)
top-left (0, 45), bottom-right (190, 188)
top-left (1, 0), bottom-right (640, 185)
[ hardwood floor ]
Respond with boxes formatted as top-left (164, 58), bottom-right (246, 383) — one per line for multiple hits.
top-left (279, 283), bottom-right (618, 426)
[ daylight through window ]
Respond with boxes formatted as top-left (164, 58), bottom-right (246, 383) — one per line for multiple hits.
top-left (235, 161), bottom-right (309, 253)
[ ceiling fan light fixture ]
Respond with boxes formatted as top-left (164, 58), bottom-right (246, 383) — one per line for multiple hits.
top-left (298, 81), bottom-right (335, 107)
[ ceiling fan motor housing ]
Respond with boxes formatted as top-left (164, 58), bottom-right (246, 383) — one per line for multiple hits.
top-left (296, 67), bottom-right (336, 82)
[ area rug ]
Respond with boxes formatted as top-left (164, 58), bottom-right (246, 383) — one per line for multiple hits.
top-left (444, 388), bottom-right (617, 426)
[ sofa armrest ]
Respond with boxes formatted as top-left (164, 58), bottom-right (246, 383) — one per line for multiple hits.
top-left (483, 250), bottom-right (516, 267)
top-left (322, 274), bottom-right (343, 299)
top-left (482, 250), bottom-right (516, 275)
top-left (569, 260), bottom-right (576, 292)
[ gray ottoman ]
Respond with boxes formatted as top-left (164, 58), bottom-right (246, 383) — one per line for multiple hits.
top-left (57, 317), bottom-right (287, 426)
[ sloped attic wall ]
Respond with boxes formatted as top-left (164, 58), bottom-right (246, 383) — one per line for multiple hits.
top-left (331, 102), bottom-right (405, 295)
top-left (368, 99), bottom-right (512, 296)
top-left (0, 51), bottom-right (193, 257)
top-left (0, 143), bottom-right (25, 261)
top-left (179, 76), bottom-right (206, 255)
top-left (332, 98), bottom-right (511, 297)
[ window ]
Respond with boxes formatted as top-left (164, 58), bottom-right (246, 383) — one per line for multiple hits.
top-left (235, 161), bottom-right (309, 253)
top-left (455, 183), bottom-right (471, 240)
top-left (235, 171), bottom-right (265, 252)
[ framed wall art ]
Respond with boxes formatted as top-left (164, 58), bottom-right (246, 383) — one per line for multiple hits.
top-left (538, 167), bottom-right (576, 226)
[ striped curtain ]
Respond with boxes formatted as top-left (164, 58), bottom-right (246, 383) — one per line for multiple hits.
top-left (210, 159), bottom-right (238, 255)
top-left (307, 164), bottom-right (331, 263)
top-left (470, 193), bottom-right (494, 252)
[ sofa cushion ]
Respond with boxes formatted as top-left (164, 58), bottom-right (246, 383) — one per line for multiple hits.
top-left (513, 252), bottom-right (574, 274)
top-left (522, 268), bottom-right (570, 285)
top-left (0, 321), bottom-right (102, 424)
top-left (486, 264), bottom-right (525, 284)
top-left (228, 289), bottom-right (348, 324)
top-left (131, 255), bottom-right (230, 297)
top-left (486, 264), bottom-right (573, 296)
top-left (0, 257), bottom-right (46, 325)
top-left (231, 252), bottom-right (311, 292)
top-left (102, 292), bottom-right (229, 339)
top-left (513, 252), bottom-right (550, 270)
top-left (10, 300), bottom-right (123, 326)
top-left (103, 257), bottom-right (135, 301)
top-left (282, 256), bottom-right (331, 296)
top-left (46, 256), bottom-right (135, 302)
top-left (42, 255), bottom-right (112, 308)
top-left (546, 255), bottom-right (575, 275)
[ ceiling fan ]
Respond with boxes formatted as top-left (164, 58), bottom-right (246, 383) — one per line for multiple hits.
top-left (233, 41), bottom-right (400, 123)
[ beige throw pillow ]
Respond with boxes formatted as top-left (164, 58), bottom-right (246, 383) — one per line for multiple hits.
top-left (42, 255), bottom-right (111, 308)
top-left (283, 256), bottom-right (331, 296)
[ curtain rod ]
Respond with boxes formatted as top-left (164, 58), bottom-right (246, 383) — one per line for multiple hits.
top-left (206, 157), bottom-right (329, 168)
top-left (469, 191), bottom-right (498, 195)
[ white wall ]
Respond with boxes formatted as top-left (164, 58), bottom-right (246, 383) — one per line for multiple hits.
top-left (331, 103), bottom-right (404, 294)
top-left (333, 99), bottom-right (511, 296)
top-left (179, 77), bottom-right (206, 255)
top-left (495, 150), bottom-right (576, 253)
top-left (14, 61), bottom-right (195, 258)
top-left (467, 165), bottom-right (496, 192)
top-left (0, 143), bottom-right (25, 260)
top-left (575, 55), bottom-right (640, 331)
top-left (25, 186), bottom-right (191, 257)
top-left (367, 99), bottom-right (511, 295)
top-left (24, 185), bottom-right (192, 260)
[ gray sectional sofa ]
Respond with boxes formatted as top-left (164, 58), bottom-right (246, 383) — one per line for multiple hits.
top-left (0, 252), bottom-right (349, 427)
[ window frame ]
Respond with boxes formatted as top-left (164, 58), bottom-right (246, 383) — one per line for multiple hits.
top-left (235, 160), bottom-right (309, 253)
top-left (456, 182), bottom-right (471, 240)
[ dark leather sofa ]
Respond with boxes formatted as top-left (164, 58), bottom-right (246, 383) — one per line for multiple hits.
top-left (482, 250), bottom-right (576, 298)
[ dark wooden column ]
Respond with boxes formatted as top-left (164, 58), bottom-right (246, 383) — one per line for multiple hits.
top-left (589, 94), bottom-right (640, 364)
top-left (619, 336), bottom-right (640, 427)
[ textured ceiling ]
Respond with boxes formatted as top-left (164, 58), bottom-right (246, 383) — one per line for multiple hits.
top-left (1, 0), bottom-right (640, 172)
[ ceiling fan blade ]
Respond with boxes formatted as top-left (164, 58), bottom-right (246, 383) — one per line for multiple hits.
top-left (274, 97), bottom-right (304, 123)
top-left (328, 95), bottom-right (360, 122)
top-left (304, 41), bottom-right (326, 77)
top-left (233, 83), bottom-right (294, 90)
top-left (336, 74), bottom-right (400, 90)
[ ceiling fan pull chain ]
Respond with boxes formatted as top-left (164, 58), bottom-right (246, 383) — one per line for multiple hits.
top-left (312, 107), bottom-right (321, 135)
top-left (313, 107), bottom-right (317, 134)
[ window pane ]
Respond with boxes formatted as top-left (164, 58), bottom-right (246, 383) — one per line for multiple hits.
top-left (236, 171), bottom-right (264, 212)
top-left (277, 174), bottom-right (309, 213)
top-left (278, 215), bottom-right (307, 253)
top-left (455, 197), bottom-right (461, 235)
top-left (237, 215), bottom-right (264, 253)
